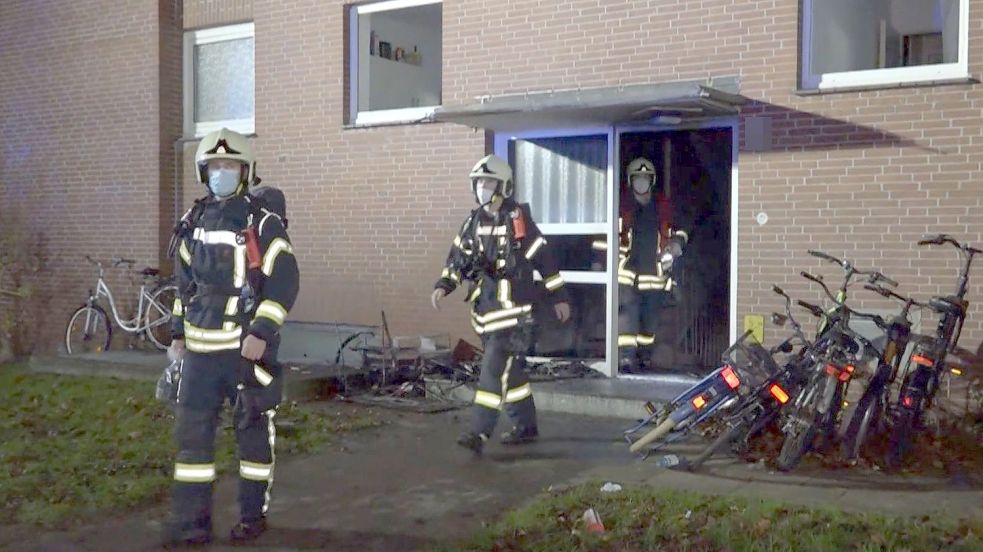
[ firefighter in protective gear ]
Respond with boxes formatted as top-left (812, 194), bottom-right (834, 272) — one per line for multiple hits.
top-left (164, 128), bottom-right (299, 545)
top-left (431, 154), bottom-right (571, 454)
top-left (593, 157), bottom-right (688, 373)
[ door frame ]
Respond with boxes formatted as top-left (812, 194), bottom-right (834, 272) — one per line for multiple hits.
top-left (493, 117), bottom-right (739, 377)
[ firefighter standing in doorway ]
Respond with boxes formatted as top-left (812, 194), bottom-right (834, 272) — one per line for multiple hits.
top-left (164, 128), bottom-right (299, 545)
top-left (594, 157), bottom-right (688, 373)
top-left (431, 154), bottom-right (571, 454)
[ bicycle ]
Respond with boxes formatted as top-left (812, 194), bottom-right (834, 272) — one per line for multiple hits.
top-left (678, 285), bottom-right (815, 471)
top-left (888, 234), bottom-right (980, 466)
top-left (625, 329), bottom-right (783, 456)
top-left (840, 283), bottom-right (925, 461)
top-left (65, 256), bottom-right (178, 354)
top-left (775, 251), bottom-right (895, 471)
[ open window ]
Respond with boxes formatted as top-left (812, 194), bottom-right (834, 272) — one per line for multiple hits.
top-left (800, 0), bottom-right (968, 91)
top-left (348, 0), bottom-right (442, 126)
top-left (183, 23), bottom-right (255, 138)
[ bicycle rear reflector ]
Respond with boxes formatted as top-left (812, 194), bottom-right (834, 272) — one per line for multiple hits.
top-left (721, 366), bottom-right (741, 389)
top-left (912, 355), bottom-right (934, 367)
top-left (769, 384), bottom-right (790, 404)
top-left (903, 396), bottom-right (915, 408)
top-left (839, 365), bottom-right (855, 382)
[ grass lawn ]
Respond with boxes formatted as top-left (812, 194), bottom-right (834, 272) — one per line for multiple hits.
top-left (445, 483), bottom-right (982, 552)
top-left (0, 365), bottom-right (381, 528)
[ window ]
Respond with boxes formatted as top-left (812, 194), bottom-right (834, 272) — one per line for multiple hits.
top-left (800, 0), bottom-right (968, 91)
top-left (183, 23), bottom-right (255, 137)
top-left (348, 0), bottom-right (442, 126)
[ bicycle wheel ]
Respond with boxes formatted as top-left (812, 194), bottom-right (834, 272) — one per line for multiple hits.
top-left (777, 418), bottom-right (817, 472)
top-left (145, 284), bottom-right (177, 350)
top-left (816, 381), bottom-right (845, 453)
top-left (887, 408), bottom-right (917, 469)
top-left (689, 418), bottom-right (748, 470)
top-left (842, 386), bottom-right (883, 461)
top-left (65, 305), bottom-right (112, 355)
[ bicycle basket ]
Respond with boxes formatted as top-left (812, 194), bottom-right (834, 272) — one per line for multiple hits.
top-left (720, 331), bottom-right (781, 388)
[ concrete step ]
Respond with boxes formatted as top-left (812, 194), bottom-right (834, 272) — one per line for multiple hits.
top-left (426, 374), bottom-right (700, 420)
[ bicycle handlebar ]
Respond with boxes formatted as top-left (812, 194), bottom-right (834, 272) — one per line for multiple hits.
top-left (863, 283), bottom-right (924, 308)
top-left (870, 272), bottom-right (898, 288)
top-left (808, 250), bottom-right (842, 267)
top-left (919, 234), bottom-right (982, 255)
top-left (796, 300), bottom-right (825, 318)
top-left (772, 285), bottom-right (811, 349)
top-left (808, 250), bottom-right (898, 288)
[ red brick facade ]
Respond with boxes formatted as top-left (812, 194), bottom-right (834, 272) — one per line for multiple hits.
top-left (2, 0), bottom-right (981, 355)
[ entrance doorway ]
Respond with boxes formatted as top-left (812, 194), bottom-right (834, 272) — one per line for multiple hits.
top-left (495, 122), bottom-right (736, 376)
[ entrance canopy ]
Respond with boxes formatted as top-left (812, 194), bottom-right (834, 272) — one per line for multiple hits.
top-left (431, 77), bottom-right (745, 132)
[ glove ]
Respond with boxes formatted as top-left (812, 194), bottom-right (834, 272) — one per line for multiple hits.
top-left (155, 359), bottom-right (182, 403)
top-left (660, 252), bottom-right (674, 274)
top-left (665, 237), bottom-right (684, 258)
top-left (167, 339), bottom-right (185, 362)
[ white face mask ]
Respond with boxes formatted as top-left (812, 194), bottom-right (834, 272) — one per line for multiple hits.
top-left (208, 168), bottom-right (240, 198)
top-left (476, 187), bottom-right (497, 206)
top-left (631, 175), bottom-right (653, 195)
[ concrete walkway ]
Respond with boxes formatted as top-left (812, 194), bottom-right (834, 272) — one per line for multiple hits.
top-left (3, 404), bottom-right (980, 552)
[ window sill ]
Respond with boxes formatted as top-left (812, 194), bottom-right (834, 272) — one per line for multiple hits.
top-left (796, 75), bottom-right (978, 96)
top-left (345, 106), bottom-right (439, 129)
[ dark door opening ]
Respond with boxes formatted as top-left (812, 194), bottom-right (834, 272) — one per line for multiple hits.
top-left (619, 128), bottom-right (732, 372)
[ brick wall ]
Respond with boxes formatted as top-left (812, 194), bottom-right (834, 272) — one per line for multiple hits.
top-left (252, 1), bottom-right (482, 340)
top-left (184, 0), bottom-right (253, 29)
top-left (4, 0), bottom-right (982, 355)
top-left (0, 0), bottom-right (180, 351)
top-left (254, 0), bottom-right (981, 350)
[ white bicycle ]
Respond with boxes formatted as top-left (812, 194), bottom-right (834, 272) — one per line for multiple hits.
top-left (65, 256), bottom-right (178, 354)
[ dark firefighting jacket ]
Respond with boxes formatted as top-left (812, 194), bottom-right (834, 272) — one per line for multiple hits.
top-left (592, 195), bottom-right (688, 291)
top-left (170, 194), bottom-right (300, 353)
top-left (435, 200), bottom-right (569, 335)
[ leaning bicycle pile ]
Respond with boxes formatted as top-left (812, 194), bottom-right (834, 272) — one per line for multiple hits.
top-left (625, 234), bottom-right (982, 474)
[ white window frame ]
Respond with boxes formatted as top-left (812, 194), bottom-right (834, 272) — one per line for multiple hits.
top-left (800, 0), bottom-right (969, 91)
top-left (348, 0), bottom-right (442, 127)
top-left (183, 22), bottom-right (255, 138)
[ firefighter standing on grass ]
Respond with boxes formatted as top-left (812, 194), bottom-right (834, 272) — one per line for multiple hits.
top-left (593, 157), bottom-right (688, 373)
top-left (164, 128), bottom-right (299, 545)
top-left (431, 154), bottom-right (571, 454)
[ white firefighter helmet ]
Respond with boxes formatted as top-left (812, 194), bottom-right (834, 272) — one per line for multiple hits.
top-left (194, 128), bottom-right (256, 186)
top-left (469, 154), bottom-right (514, 199)
top-left (627, 157), bottom-right (657, 179)
top-left (626, 157), bottom-right (656, 194)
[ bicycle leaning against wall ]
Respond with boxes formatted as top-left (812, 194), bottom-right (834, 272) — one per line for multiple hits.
top-left (64, 256), bottom-right (177, 354)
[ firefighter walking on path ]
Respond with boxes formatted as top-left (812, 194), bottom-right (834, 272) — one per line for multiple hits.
top-left (431, 154), bottom-right (571, 455)
top-left (164, 128), bottom-right (299, 545)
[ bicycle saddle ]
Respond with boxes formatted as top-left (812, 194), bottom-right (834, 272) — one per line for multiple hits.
top-left (141, 267), bottom-right (161, 277)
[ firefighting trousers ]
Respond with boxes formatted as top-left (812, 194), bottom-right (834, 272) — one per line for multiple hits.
top-left (171, 349), bottom-right (276, 525)
top-left (618, 285), bottom-right (666, 360)
top-left (470, 330), bottom-right (537, 437)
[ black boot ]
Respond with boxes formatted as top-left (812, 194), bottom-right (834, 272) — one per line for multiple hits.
top-left (501, 425), bottom-right (539, 445)
top-left (162, 517), bottom-right (212, 547)
top-left (230, 516), bottom-right (267, 543)
top-left (456, 431), bottom-right (486, 455)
